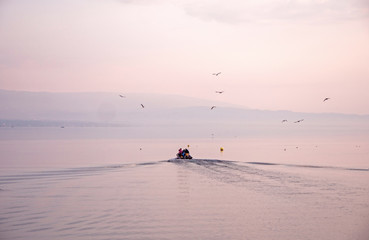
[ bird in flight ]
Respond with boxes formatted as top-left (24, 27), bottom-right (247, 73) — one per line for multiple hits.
top-left (212, 72), bottom-right (221, 76)
top-left (294, 119), bottom-right (304, 123)
top-left (140, 104), bottom-right (145, 108)
top-left (215, 91), bottom-right (224, 94)
top-left (323, 97), bottom-right (330, 102)
top-left (119, 94), bottom-right (126, 98)
top-left (282, 120), bottom-right (288, 123)
top-left (211, 106), bottom-right (216, 110)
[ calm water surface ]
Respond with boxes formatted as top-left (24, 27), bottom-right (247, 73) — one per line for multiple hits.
top-left (0, 128), bottom-right (369, 240)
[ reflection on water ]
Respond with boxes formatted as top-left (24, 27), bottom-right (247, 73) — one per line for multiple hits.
top-left (0, 130), bottom-right (369, 240)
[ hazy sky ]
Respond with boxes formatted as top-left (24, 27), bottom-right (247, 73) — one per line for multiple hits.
top-left (1, 0), bottom-right (369, 114)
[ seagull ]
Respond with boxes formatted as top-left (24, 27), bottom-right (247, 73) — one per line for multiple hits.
top-left (140, 104), bottom-right (145, 108)
top-left (211, 106), bottom-right (216, 110)
top-left (215, 91), bottom-right (224, 94)
top-left (323, 97), bottom-right (330, 102)
top-left (282, 120), bottom-right (288, 123)
top-left (119, 94), bottom-right (126, 98)
top-left (294, 119), bottom-right (304, 123)
top-left (212, 72), bottom-right (221, 76)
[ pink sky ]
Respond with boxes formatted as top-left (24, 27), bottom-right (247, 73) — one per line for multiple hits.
top-left (1, 0), bottom-right (369, 114)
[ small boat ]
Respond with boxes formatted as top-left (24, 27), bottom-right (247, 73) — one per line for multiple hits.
top-left (176, 148), bottom-right (192, 159)
top-left (176, 154), bottom-right (192, 159)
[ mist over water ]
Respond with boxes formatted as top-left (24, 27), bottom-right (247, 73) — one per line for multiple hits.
top-left (0, 127), bottom-right (368, 240)
top-left (1, 0), bottom-right (369, 237)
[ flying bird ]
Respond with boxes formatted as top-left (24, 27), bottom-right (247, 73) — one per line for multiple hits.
top-left (119, 94), bottom-right (126, 98)
top-left (215, 91), bottom-right (224, 94)
top-left (294, 119), bottom-right (304, 123)
top-left (282, 120), bottom-right (288, 123)
top-left (323, 97), bottom-right (330, 102)
top-left (211, 106), bottom-right (216, 110)
top-left (140, 104), bottom-right (145, 108)
top-left (212, 72), bottom-right (221, 76)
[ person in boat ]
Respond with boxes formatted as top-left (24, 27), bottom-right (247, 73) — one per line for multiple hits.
top-left (177, 148), bottom-right (183, 159)
top-left (181, 148), bottom-right (192, 159)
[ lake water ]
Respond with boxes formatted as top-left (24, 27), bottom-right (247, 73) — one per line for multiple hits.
top-left (1, 127), bottom-right (369, 240)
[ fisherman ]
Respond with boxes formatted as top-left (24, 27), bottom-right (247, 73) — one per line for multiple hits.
top-left (177, 148), bottom-right (183, 159)
top-left (182, 148), bottom-right (192, 159)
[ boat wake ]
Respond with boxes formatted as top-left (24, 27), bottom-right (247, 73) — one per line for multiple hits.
top-left (167, 158), bottom-right (367, 197)
top-left (168, 158), bottom-right (368, 172)
top-left (0, 161), bottom-right (164, 185)
top-left (1, 158), bottom-right (366, 191)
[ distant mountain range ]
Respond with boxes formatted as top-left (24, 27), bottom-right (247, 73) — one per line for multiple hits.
top-left (1, 89), bottom-right (369, 131)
